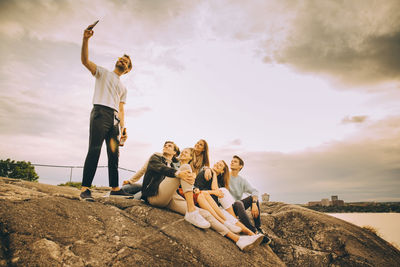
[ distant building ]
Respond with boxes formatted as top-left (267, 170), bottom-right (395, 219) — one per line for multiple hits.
top-left (330, 195), bottom-right (345, 206)
top-left (321, 198), bottom-right (330, 206)
top-left (262, 193), bottom-right (270, 202)
top-left (308, 201), bottom-right (322, 206)
top-left (332, 200), bottom-right (345, 206)
top-left (308, 195), bottom-right (345, 206)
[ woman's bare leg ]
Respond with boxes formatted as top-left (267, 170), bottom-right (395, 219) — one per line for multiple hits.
top-left (203, 192), bottom-right (227, 220)
top-left (197, 193), bottom-right (225, 224)
top-left (225, 206), bottom-right (237, 217)
top-left (184, 191), bottom-right (196, 212)
top-left (236, 220), bottom-right (255, 236)
top-left (223, 206), bottom-right (255, 235)
top-left (225, 232), bottom-right (239, 242)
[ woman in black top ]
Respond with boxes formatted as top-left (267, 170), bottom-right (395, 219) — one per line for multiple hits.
top-left (194, 160), bottom-right (255, 236)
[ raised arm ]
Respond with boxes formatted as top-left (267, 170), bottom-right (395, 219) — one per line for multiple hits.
top-left (210, 171), bottom-right (219, 190)
top-left (207, 171), bottom-right (224, 198)
top-left (81, 25), bottom-right (97, 75)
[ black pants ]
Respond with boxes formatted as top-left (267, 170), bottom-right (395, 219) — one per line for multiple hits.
top-left (82, 105), bottom-right (120, 188)
top-left (232, 196), bottom-right (261, 233)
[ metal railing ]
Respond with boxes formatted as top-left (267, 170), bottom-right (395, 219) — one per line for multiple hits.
top-left (31, 164), bottom-right (136, 183)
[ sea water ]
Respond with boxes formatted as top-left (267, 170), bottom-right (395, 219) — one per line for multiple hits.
top-left (328, 212), bottom-right (400, 249)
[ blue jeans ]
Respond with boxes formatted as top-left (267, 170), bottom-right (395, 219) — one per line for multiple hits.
top-left (122, 183), bottom-right (142, 199)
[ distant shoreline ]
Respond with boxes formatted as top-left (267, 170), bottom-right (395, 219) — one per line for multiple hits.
top-left (300, 202), bottom-right (400, 213)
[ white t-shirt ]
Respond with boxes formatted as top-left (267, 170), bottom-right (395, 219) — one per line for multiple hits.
top-left (92, 66), bottom-right (127, 111)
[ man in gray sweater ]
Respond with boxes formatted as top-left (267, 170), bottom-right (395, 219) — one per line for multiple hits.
top-left (229, 155), bottom-right (271, 244)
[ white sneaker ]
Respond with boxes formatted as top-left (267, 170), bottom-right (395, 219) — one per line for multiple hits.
top-left (184, 210), bottom-right (211, 229)
top-left (254, 233), bottom-right (265, 244)
top-left (224, 221), bottom-right (242, 234)
top-left (220, 207), bottom-right (238, 224)
top-left (236, 234), bottom-right (264, 251)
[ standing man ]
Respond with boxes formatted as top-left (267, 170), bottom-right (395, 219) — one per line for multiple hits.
top-left (79, 22), bottom-right (133, 201)
top-left (229, 155), bottom-right (271, 244)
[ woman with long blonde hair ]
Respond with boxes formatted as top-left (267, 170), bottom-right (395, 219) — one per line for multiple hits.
top-left (193, 160), bottom-right (256, 236)
top-left (190, 139), bottom-right (210, 175)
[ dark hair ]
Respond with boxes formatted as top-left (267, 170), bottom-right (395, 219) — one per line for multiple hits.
top-left (164, 141), bottom-right (180, 156)
top-left (233, 155), bottom-right (244, 170)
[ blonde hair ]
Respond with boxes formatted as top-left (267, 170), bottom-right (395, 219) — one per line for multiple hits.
top-left (200, 139), bottom-right (210, 167)
top-left (217, 160), bottom-right (230, 189)
top-left (179, 148), bottom-right (194, 161)
top-left (190, 140), bottom-right (210, 174)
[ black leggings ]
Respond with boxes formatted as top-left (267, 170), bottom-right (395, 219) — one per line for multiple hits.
top-left (82, 105), bottom-right (120, 187)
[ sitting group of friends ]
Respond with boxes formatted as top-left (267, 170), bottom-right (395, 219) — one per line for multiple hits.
top-left (121, 139), bottom-right (272, 251)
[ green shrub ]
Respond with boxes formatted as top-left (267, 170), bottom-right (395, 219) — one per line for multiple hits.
top-left (0, 159), bottom-right (39, 182)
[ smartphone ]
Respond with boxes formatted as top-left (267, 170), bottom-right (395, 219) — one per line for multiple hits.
top-left (119, 128), bottom-right (127, 147)
top-left (87, 20), bottom-right (99, 30)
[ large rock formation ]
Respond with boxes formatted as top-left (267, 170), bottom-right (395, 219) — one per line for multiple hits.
top-left (261, 202), bottom-right (400, 267)
top-left (0, 177), bottom-right (399, 266)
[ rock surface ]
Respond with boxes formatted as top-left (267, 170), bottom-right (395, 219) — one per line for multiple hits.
top-left (0, 177), bottom-right (399, 266)
top-left (260, 202), bottom-right (400, 267)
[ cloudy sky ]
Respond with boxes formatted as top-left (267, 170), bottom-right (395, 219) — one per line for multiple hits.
top-left (1, 0), bottom-right (399, 204)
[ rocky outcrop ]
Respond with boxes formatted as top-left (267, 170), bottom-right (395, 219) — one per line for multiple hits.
top-left (261, 202), bottom-right (400, 267)
top-left (0, 177), bottom-right (399, 266)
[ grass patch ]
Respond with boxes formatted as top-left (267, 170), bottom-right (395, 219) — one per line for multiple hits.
top-left (58, 181), bottom-right (96, 189)
top-left (362, 225), bottom-right (379, 236)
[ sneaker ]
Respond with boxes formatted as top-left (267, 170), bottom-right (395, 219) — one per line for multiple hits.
top-left (262, 235), bottom-right (272, 245)
top-left (236, 234), bottom-right (264, 251)
top-left (224, 221), bottom-right (242, 234)
top-left (109, 189), bottom-right (133, 198)
top-left (184, 210), bottom-right (211, 229)
top-left (80, 189), bottom-right (94, 202)
top-left (256, 228), bottom-right (272, 245)
top-left (254, 234), bottom-right (265, 246)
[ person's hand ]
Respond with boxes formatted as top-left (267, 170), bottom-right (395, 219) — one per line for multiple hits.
top-left (185, 173), bottom-right (196, 185)
top-left (251, 203), bottom-right (259, 218)
top-left (177, 171), bottom-right (195, 185)
top-left (193, 188), bottom-right (200, 194)
top-left (119, 128), bottom-right (127, 147)
top-left (176, 170), bottom-right (190, 178)
top-left (121, 128), bottom-right (128, 141)
top-left (204, 168), bottom-right (212, 181)
top-left (83, 29), bottom-right (93, 39)
top-left (214, 189), bottom-right (224, 198)
top-left (122, 180), bottom-right (129, 185)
